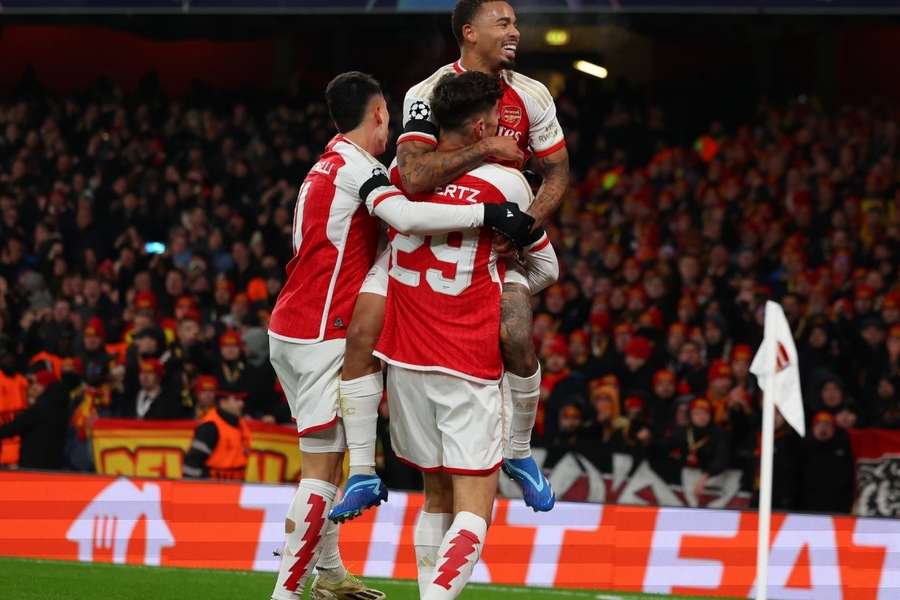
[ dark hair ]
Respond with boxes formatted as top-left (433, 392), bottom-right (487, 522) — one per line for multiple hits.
top-left (430, 72), bottom-right (503, 133)
top-left (451, 0), bottom-right (493, 45)
top-left (324, 71), bottom-right (382, 133)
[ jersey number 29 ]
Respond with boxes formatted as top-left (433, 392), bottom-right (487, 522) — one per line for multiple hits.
top-left (389, 232), bottom-right (478, 297)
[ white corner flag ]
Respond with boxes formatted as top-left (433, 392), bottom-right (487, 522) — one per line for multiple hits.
top-left (749, 300), bottom-right (805, 600)
top-left (750, 301), bottom-right (805, 437)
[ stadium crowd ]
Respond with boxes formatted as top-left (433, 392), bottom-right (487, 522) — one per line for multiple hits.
top-left (0, 71), bottom-right (897, 515)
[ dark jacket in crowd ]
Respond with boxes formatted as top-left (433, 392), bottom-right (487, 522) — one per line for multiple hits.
top-left (799, 428), bottom-right (855, 514)
top-left (0, 382), bottom-right (68, 469)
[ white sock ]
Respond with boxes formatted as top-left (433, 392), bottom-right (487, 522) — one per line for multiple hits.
top-left (414, 511), bottom-right (453, 597)
top-left (315, 518), bottom-right (347, 583)
top-left (340, 373), bottom-right (382, 477)
top-left (423, 511), bottom-right (487, 599)
top-left (504, 366), bottom-right (541, 460)
top-left (271, 479), bottom-right (337, 600)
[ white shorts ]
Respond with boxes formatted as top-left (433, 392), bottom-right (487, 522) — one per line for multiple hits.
top-left (386, 366), bottom-right (502, 474)
top-left (360, 248), bottom-right (389, 297)
top-left (361, 247), bottom-right (529, 298)
top-left (268, 336), bottom-right (346, 452)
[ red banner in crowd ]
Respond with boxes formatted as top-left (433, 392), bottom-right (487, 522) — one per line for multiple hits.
top-left (0, 471), bottom-right (897, 598)
top-left (91, 419), bottom-right (301, 483)
top-left (849, 428), bottom-right (900, 518)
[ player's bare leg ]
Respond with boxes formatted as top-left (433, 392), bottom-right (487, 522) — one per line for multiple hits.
top-left (422, 471), bottom-right (500, 599)
top-left (415, 472), bottom-right (453, 596)
top-left (272, 432), bottom-right (384, 600)
top-left (499, 282), bottom-right (555, 512)
top-left (330, 292), bottom-right (388, 523)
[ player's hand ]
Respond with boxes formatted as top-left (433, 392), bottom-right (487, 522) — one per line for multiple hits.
top-left (492, 233), bottom-right (516, 257)
top-left (483, 136), bottom-right (525, 168)
top-left (483, 202), bottom-right (534, 248)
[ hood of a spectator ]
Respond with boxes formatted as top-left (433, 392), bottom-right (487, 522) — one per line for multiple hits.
top-left (241, 327), bottom-right (268, 368)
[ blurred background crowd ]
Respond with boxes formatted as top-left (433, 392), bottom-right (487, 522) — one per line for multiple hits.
top-left (0, 20), bottom-right (898, 515)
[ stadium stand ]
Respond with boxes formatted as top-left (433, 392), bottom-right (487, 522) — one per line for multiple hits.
top-left (0, 64), bottom-right (897, 516)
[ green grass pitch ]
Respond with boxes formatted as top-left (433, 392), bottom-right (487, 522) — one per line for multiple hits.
top-left (0, 557), bottom-right (736, 600)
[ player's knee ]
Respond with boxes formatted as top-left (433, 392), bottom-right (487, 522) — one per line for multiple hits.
top-left (345, 318), bottom-right (380, 363)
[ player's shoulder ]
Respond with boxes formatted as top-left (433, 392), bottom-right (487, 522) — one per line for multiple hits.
top-left (406, 63), bottom-right (457, 101)
top-left (505, 70), bottom-right (554, 112)
top-left (331, 135), bottom-right (385, 174)
top-left (464, 163), bottom-right (532, 204)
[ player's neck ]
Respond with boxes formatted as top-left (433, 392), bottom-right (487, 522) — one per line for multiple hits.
top-left (458, 50), bottom-right (503, 76)
top-left (343, 127), bottom-right (378, 157)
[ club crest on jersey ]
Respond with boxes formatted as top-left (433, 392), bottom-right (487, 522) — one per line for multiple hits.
top-left (409, 101), bottom-right (430, 121)
top-left (501, 105), bottom-right (522, 127)
top-left (333, 317), bottom-right (345, 329)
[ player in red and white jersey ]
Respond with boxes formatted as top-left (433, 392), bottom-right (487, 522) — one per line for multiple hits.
top-left (372, 71), bottom-right (557, 600)
top-left (335, 0), bottom-right (569, 520)
top-left (267, 72), bottom-right (533, 600)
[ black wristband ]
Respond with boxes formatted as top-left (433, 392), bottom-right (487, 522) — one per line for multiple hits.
top-left (525, 226), bottom-right (546, 246)
top-left (358, 173), bottom-right (391, 201)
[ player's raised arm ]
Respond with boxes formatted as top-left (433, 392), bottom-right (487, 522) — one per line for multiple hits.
top-left (396, 135), bottom-right (523, 194)
top-left (529, 146), bottom-right (569, 227)
top-left (396, 88), bottom-right (523, 194)
top-left (524, 87), bottom-right (570, 227)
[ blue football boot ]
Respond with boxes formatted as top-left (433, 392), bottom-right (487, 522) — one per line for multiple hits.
top-left (328, 474), bottom-right (388, 523)
top-left (502, 456), bottom-right (555, 512)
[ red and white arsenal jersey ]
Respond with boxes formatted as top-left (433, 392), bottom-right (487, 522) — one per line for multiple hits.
top-left (374, 163), bottom-right (533, 384)
top-left (268, 134), bottom-right (382, 344)
top-left (399, 60), bottom-right (566, 165)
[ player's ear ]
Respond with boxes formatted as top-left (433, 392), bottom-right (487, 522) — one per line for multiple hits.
top-left (473, 117), bottom-right (486, 140)
top-left (372, 97), bottom-right (385, 127)
top-left (462, 23), bottom-right (476, 45)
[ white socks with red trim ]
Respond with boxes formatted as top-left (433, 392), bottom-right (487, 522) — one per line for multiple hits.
top-left (414, 511), bottom-right (453, 596)
top-left (271, 479), bottom-right (337, 600)
top-left (340, 373), bottom-right (382, 477)
top-left (422, 511), bottom-right (487, 599)
top-left (315, 516), bottom-right (348, 584)
top-left (504, 366), bottom-right (542, 460)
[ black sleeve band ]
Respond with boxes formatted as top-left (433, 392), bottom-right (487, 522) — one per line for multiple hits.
top-left (358, 173), bottom-right (391, 201)
top-left (402, 118), bottom-right (439, 137)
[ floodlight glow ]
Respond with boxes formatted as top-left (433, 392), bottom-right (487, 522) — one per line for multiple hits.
top-left (545, 29), bottom-right (570, 46)
top-left (574, 60), bottom-right (608, 79)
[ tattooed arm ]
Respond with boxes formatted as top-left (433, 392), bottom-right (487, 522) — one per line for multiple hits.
top-left (527, 146), bottom-right (570, 227)
top-left (396, 137), bottom-right (524, 195)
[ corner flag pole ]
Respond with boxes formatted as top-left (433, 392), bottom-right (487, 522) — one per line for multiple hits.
top-left (755, 380), bottom-right (775, 600)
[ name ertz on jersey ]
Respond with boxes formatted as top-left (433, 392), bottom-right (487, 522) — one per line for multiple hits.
top-left (436, 184), bottom-right (480, 203)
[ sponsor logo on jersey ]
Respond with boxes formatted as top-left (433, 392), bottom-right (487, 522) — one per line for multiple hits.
top-left (498, 126), bottom-right (523, 142)
top-left (501, 105), bottom-right (522, 127)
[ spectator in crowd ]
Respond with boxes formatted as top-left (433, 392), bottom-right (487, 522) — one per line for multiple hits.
top-left (120, 358), bottom-right (183, 419)
top-left (799, 411), bottom-right (855, 514)
top-left (0, 335), bottom-right (28, 467)
top-left (0, 366), bottom-right (68, 469)
top-left (662, 398), bottom-right (730, 499)
top-left (182, 388), bottom-right (251, 480)
top-left (192, 375), bottom-right (218, 419)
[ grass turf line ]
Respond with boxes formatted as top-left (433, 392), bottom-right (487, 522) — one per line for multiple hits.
top-left (0, 556), bottom-right (735, 600)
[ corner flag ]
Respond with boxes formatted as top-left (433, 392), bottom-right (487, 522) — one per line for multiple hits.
top-left (749, 300), bottom-right (806, 600)
top-left (750, 301), bottom-right (805, 437)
